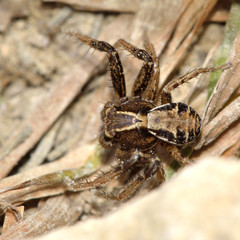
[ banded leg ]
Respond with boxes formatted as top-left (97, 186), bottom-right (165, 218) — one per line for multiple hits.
top-left (114, 39), bottom-right (155, 98)
top-left (162, 142), bottom-right (193, 165)
top-left (98, 153), bottom-right (165, 201)
top-left (63, 149), bottom-right (140, 192)
top-left (142, 41), bottom-right (160, 101)
top-left (159, 63), bottom-right (231, 104)
top-left (73, 33), bottom-right (126, 100)
top-left (63, 166), bottom-right (123, 191)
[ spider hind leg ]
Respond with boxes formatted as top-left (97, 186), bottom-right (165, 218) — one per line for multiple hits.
top-left (63, 148), bottom-right (140, 193)
top-left (158, 63), bottom-right (230, 104)
top-left (97, 151), bottom-right (165, 201)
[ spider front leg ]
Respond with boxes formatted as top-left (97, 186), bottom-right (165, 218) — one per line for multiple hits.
top-left (159, 63), bottom-right (231, 104)
top-left (143, 41), bottom-right (160, 102)
top-left (115, 39), bottom-right (158, 100)
top-left (73, 33), bottom-right (126, 100)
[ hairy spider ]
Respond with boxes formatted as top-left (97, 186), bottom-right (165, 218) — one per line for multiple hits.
top-left (64, 33), bottom-right (229, 200)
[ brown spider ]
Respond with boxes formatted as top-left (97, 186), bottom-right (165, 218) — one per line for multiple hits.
top-left (64, 33), bottom-right (229, 200)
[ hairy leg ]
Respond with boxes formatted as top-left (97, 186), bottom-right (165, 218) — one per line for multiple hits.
top-left (159, 63), bottom-right (231, 104)
top-left (73, 33), bottom-right (126, 100)
top-left (162, 142), bottom-right (193, 165)
top-left (114, 39), bottom-right (155, 98)
top-left (142, 41), bottom-right (160, 102)
top-left (97, 152), bottom-right (165, 201)
top-left (63, 148), bottom-right (141, 192)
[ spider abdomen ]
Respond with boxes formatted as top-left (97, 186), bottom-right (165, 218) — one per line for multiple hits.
top-left (147, 102), bottom-right (201, 145)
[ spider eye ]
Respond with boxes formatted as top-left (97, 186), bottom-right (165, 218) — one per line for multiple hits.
top-left (91, 41), bottom-right (97, 46)
top-left (136, 50), bottom-right (152, 62)
top-left (137, 52), bottom-right (142, 58)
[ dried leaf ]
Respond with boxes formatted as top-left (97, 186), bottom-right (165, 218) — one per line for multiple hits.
top-left (160, 0), bottom-right (218, 84)
top-left (194, 120), bottom-right (240, 159)
top-left (202, 30), bottom-right (240, 126)
top-left (0, 143), bottom-right (100, 203)
top-left (0, 194), bottom-right (87, 240)
top-left (42, 0), bottom-right (138, 13)
top-left (2, 206), bottom-right (24, 233)
top-left (184, 41), bottom-right (221, 107)
top-left (0, 66), bottom-right (89, 179)
top-left (195, 96), bottom-right (240, 150)
top-left (0, 0), bottom-right (29, 32)
top-left (131, 0), bottom-right (190, 54)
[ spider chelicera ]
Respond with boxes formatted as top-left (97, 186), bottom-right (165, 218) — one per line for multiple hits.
top-left (64, 33), bottom-right (229, 200)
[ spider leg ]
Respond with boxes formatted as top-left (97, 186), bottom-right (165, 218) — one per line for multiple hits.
top-left (142, 41), bottom-right (160, 102)
top-left (158, 63), bottom-right (231, 104)
top-left (97, 152), bottom-right (165, 201)
top-left (73, 33), bottom-right (126, 100)
top-left (99, 131), bottom-right (115, 149)
top-left (162, 142), bottom-right (193, 165)
top-left (114, 39), bottom-right (156, 99)
top-left (63, 165), bottom-right (123, 192)
top-left (63, 148), bottom-right (140, 192)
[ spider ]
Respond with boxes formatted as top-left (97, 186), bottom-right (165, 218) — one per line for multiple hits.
top-left (64, 33), bottom-right (229, 200)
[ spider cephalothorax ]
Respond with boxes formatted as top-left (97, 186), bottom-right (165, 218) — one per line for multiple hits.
top-left (64, 33), bottom-right (229, 200)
